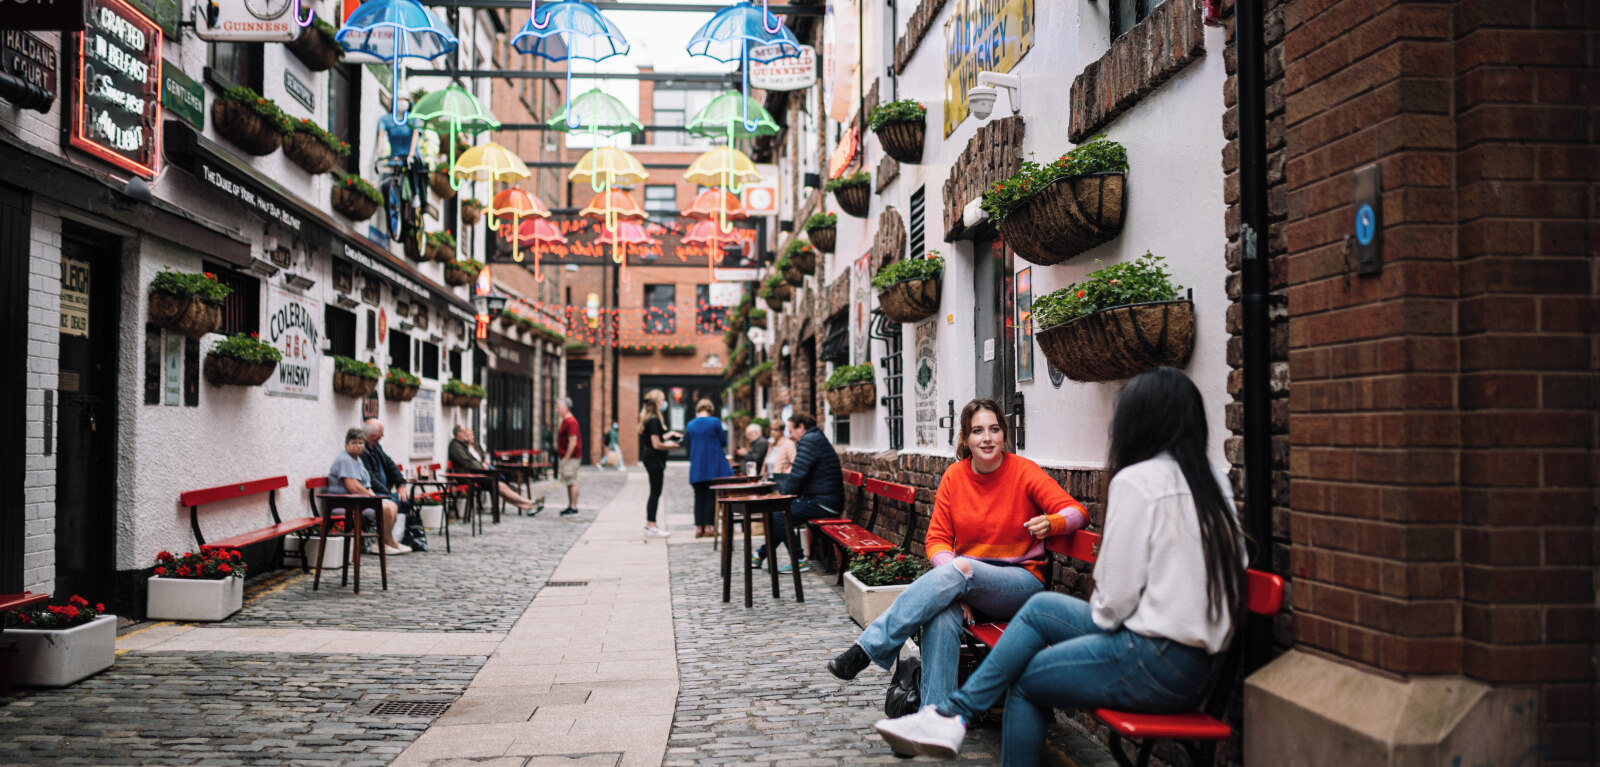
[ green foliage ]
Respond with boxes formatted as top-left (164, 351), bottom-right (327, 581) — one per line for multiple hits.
top-left (212, 333), bottom-right (283, 363)
top-left (849, 547), bottom-right (929, 586)
top-left (448, 258), bottom-right (484, 275)
top-left (980, 136), bottom-right (1129, 223)
top-left (385, 367), bottom-right (419, 386)
top-left (728, 409), bottom-right (752, 421)
top-left (826, 363), bottom-right (874, 389)
top-left (565, 340), bottom-right (589, 352)
top-left (1032, 253), bottom-right (1182, 331)
top-left (803, 212), bottom-right (837, 231)
top-left (661, 343), bottom-right (697, 355)
top-left (784, 238), bottom-right (816, 258)
top-left (221, 86), bottom-right (293, 136)
top-left (309, 15), bottom-right (342, 51)
top-left (427, 230), bottom-right (457, 249)
top-left (290, 116), bottom-right (350, 156)
top-left (867, 99), bottom-right (927, 131)
top-left (872, 254), bottom-right (944, 291)
top-left (757, 284), bottom-right (774, 299)
top-left (749, 307), bottom-right (767, 320)
top-left (824, 170), bottom-right (870, 192)
top-left (462, 197), bottom-right (484, 208)
top-left (773, 254), bottom-right (791, 271)
top-left (751, 360), bottom-right (773, 376)
top-left (2, 594), bottom-right (106, 629)
top-left (336, 173), bottom-right (382, 204)
top-left (150, 267), bottom-right (233, 303)
top-left (751, 417), bottom-right (770, 431)
top-left (333, 355), bottom-right (381, 379)
top-left (444, 378), bottom-right (487, 398)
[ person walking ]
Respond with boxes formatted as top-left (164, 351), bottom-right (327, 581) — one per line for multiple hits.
top-left (638, 389), bottom-right (682, 538)
top-left (826, 398), bottom-right (1089, 714)
top-left (683, 399), bottom-right (732, 538)
top-left (872, 370), bottom-right (1247, 764)
top-left (556, 398), bottom-right (582, 516)
top-left (598, 421), bottom-right (626, 471)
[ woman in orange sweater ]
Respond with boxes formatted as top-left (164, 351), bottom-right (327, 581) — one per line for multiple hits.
top-left (827, 398), bottom-right (1088, 710)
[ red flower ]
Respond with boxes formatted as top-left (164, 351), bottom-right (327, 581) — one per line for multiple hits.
top-left (219, 564), bottom-right (232, 574)
top-left (250, 332), bottom-right (260, 339)
top-left (157, 550), bottom-right (174, 562)
top-left (95, 603), bottom-right (104, 612)
top-left (69, 595), bottom-right (87, 607)
top-left (1077, 290), bottom-right (1086, 298)
top-left (154, 566), bottom-right (166, 575)
top-left (176, 565), bottom-right (191, 577)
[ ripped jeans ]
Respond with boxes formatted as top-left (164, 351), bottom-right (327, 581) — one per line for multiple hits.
top-left (854, 559), bottom-right (1043, 707)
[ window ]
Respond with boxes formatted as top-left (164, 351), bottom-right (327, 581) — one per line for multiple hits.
top-left (1112, 0), bottom-right (1168, 38)
top-left (365, 309), bottom-right (377, 350)
top-left (328, 63), bottom-right (361, 175)
top-left (326, 306), bottom-right (356, 358)
top-left (361, 271), bottom-right (380, 305)
top-left (389, 330), bottom-right (411, 372)
top-left (695, 284), bottom-right (727, 334)
top-left (644, 185), bottom-right (678, 223)
top-left (332, 261), bottom-right (354, 294)
top-left (821, 313), bottom-right (849, 365)
top-left (448, 349), bottom-right (462, 380)
top-left (643, 284), bottom-right (675, 334)
top-left (204, 261), bottom-right (260, 335)
top-left (209, 42), bottom-right (263, 92)
top-left (651, 88), bottom-right (717, 148)
top-left (879, 315), bottom-right (904, 451)
top-left (421, 341), bottom-right (440, 379)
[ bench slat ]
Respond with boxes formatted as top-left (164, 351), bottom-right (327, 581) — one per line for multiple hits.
top-left (0, 592), bottom-right (50, 613)
top-left (1045, 529), bottom-right (1101, 563)
top-left (842, 470), bottom-right (864, 487)
top-left (1093, 710), bottom-right (1232, 741)
top-left (818, 523), bottom-right (894, 553)
top-left (201, 517), bottom-right (320, 550)
top-left (863, 477), bottom-right (917, 504)
top-left (305, 477), bottom-right (328, 489)
top-left (809, 517), bottom-right (853, 526)
top-left (181, 476), bottom-right (290, 507)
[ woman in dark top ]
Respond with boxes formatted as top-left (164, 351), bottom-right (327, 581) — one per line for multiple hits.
top-left (638, 389), bottom-right (681, 538)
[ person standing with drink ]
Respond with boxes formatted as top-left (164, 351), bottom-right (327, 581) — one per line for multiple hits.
top-left (638, 390), bottom-right (682, 538)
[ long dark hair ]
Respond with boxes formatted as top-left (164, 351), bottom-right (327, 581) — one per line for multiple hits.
top-left (955, 398), bottom-right (1009, 461)
top-left (1107, 368), bottom-right (1246, 624)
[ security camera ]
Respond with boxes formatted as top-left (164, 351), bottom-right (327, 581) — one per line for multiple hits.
top-left (968, 72), bottom-right (1021, 121)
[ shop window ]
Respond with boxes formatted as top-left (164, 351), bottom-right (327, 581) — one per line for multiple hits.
top-left (695, 284), bottom-right (727, 334)
top-left (449, 349), bottom-right (462, 380)
top-left (332, 260), bottom-right (354, 295)
top-left (1112, 0), bottom-right (1168, 38)
top-left (389, 330), bottom-right (411, 372)
top-left (421, 341), bottom-right (440, 380)
top-left (204, 260), bottom-right (260, 336)
top-left (326, 306), bottom-right (356, 358)
top-left (879, 316), bottom-right (904, 451)
top-left (361, 271), bottom-right (380, 305)
top-left (643, 284), bottom-right (675, 335)
top-left (208, 42), bottom-right (263, 92)
top-left (821, 313), bottom-right (849, 365)
top-left (644, 185), bottom-right (677, 223)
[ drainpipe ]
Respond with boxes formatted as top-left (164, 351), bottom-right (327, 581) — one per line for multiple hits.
top-left (1236, 0), bottom-right (1274, 670)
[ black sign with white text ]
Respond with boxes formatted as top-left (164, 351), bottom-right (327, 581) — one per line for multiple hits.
top-left (0, 0), bottom-right (87, 31)
top-left (1, 30), bottom-right (57, 94)
top-left (70, 0), bottom-right (160, 177)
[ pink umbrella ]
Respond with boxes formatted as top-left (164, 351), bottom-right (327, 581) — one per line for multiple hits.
top-left (509, 217), bottom-right (568, 282)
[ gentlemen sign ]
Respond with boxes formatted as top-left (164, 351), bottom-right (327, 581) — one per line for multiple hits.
top-left (71, 0), bottom-right (161, 177)
top-left (160, 65), bottom-right (203, 128)
top-left (195, 0), bottom-right (300, 42)
top-left (0, 0), bottom-right (87, 31)
top-left (943, 0), bottom-right (1033, 136)
top-left (264, 284), bottom-right (321, 398)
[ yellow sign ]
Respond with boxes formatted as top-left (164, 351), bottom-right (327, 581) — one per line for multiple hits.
top-left (60, 257), bottom-right (90, 338)
top-left (943, 0), bottom-right (1035, 136)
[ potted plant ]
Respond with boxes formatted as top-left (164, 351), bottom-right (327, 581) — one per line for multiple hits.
top-left (148, 268), bottom-right (231, 338)
top-left (4, 596), bottom-right (114, 687)
top-left (785, 237), bottom-right (817, 275)
top-left (204, 333), bottom-right (281, 386)
top-left (824, 363), bottom-right (876, 414)
top-left (384, 367), bottom-right (420, 401)
top-left (443, 378), bottom-right (486, 408)
top-left (662, 344), bottom-right (697, 356)
top-left (749, 307), bottom-right (768, 329)
top-left (751, 360), bottom-right (774, 387)
top-left (728, 409), bottom-right (752, 430)
top-left (460, 198), bottom-right (485, 226)
top-left (733, 374), bottom-right (753, 399)
top-left (869, 99), bottom-right (928, 164)
top-left (429, 167), bottom-right (457, 200)
top-left (873, 251), bottom-right (944, 323)
top-left (1033, 253), bottom-right (1194, 382)
top-left (424, 231), bottom-right (456, 263)
top-left (759, 280), bottom-right (784, 311)
top-left (283, 117), bottom-right (349, 175)
top-left (145, 549), bottom-right (246, 622)
top-left (414, 490), bottom-right (446, 531)
top-left (618, 343), bottom-right (653, 355)
top-left (285, 15), bottom-right (343, 71)
top-left (730, 342), bottom-right (752, 370)
top-left (982, 135), bottom-right (1129, 265)
top-left (565, 340), bottom-right (590, 357)
top-left (212, 86), bottom-right (292, 156)
top-left (844, 548), bottom-right (929, 627)
top-left (826, 170), bottom-right (872, 218)
top-left (803, 212), bottom-right (837, 253)
top-left (331, 356), bottom-right (380, 397)
top-left (776, 255), bottom-right (804, 287)
top-left (443, 257), bottom-right (482, 287)
top-left (332, 173), bottom-right (381, 221)
top-left (762, 273), bottom-right (793, 302)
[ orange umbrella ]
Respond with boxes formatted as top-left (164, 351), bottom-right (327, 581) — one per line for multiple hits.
top-left (681, 189), bottom-right (747, 220)
top-left (509, 217), bottom-right (567, 282)
top-left (579, 189), bottom-right (647, 232)
top-left (488, 187), bottom-right (551, 231)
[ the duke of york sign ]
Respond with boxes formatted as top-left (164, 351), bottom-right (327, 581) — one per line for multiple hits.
top-left (265, 284), bottom-right (322, 399)
top-left (1, 0), bottom-right (88, 31)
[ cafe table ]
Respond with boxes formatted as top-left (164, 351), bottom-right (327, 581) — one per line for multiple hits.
top-left (718, 490), bottom-right (804, 607)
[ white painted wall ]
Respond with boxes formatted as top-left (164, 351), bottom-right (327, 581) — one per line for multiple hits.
top-left (22, 207), bottom-right (64, 595)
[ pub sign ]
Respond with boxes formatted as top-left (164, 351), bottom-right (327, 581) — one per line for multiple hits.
top-left (0, 0), bottom-right (87, 31)
top-left (71, 0), bottom-right (161, 178)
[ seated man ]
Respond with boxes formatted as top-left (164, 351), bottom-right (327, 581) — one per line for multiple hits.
top-left (735, 423), bottom-right (769, 477)
top-left (758, 412), bottom-right (844, 573)
top-left (328, 428), bottom-right (409, 555)
top-left (447, 425), bottom-right (538, 512)
top-left (361, 418), bottom-right (425, 551)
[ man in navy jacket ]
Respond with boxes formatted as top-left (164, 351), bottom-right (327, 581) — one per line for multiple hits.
top-left (361, 418), bottom-right (426, 551)
top-left (763, 412), bottom-right (843, 570)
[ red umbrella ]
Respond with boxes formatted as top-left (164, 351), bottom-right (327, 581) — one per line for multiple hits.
top-left (509, 217), bottom-right (568, 282)
top-left (602, 219), bottom-right (655, 284)
top-left (680, 189), bottom-right (747, 220)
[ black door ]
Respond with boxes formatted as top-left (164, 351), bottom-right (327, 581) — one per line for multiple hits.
top-left (638, 375), bottom-right (726, 461)
top-left (973, 238), bottom-right (1015, 407)
top-left (55, 227), bottom-right (121, 603)
top-left (486, 371), bottom-right (533, 452)
top-left (566, 359), bottom-right (593, 464)
top-left (0, 186), bottom-right (29, 593)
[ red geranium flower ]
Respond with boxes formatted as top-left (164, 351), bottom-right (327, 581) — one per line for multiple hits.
top-left (219, 564), bottom-right (232, 574)
top-left (154, 566), bottom-right (166, 575)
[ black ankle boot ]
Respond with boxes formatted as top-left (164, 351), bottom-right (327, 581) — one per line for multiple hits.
top-left (828, 644), bottom-right (872, 680)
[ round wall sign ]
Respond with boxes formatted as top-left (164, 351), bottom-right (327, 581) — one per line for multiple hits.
top-left (377, 307), bottom-right (388, 343)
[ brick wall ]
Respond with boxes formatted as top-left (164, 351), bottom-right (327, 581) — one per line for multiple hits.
top-left (1069, 0), bottom-right (1209, 143)
top-left (892, 0), bottom-right (951, 74)
top-left (941, 116), bottom-right (1026, 240)
top-left (23, 205), bottom-right (61, 594)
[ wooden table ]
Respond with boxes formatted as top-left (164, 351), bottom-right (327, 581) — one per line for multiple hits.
top-left (719, 492), bottom-right (803, 607)
top-left (442, 472), bottom-right (496, 532)
top-left (312, 493), bottom-right (387, 593)
top-left (711, 481), bottom-right (775, 552)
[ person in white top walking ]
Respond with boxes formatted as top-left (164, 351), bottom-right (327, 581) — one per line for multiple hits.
top-left (874, 368), bottom-right (1249, 765)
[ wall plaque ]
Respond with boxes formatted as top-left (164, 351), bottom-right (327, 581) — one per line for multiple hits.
top-left (2, 30), bottom-right (58, 94)
top-left (283, 69), bottom-right (313, 110)
top-left (160, 64), bottom-right (203, 128)
top-left (70, 0), bottom-right (161, 178)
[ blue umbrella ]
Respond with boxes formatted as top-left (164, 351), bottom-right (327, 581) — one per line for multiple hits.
top-left (686, 2), bottom-right (800, 132)
top-left (511, 1), bottom-right (630, 129)
top-left (337, 0), bottom-right (459, 122)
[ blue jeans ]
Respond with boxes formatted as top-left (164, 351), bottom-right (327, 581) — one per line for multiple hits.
top-left (937, 592), bottom-right (1221, 767)
top-left (764, 497), bottom-right (839, 558)
top-left (856, 560), bottom-right (1043, 708)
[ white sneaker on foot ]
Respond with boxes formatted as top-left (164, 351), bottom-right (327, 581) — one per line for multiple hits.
top-left (874, 705), bottom-right (966, 759)
top-left (644, 525), bottom-right (670, 538)
top-left (384, 543), bottom-right (412, 555)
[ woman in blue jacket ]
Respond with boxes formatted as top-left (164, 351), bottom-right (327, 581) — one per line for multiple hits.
top-left (683, 398), bottom-right (733, 537)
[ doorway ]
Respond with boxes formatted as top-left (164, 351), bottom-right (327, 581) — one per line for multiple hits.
top-left (565, 359), bottom-right (593, 464)
top-left (55, 227), bottom-right (122, 603)
top-left (0, 186), bottom-right (28, 592)
top-left (486, 371), bottom-right (533, 452)
top-left (973, 238), bottom-right (1015, 408)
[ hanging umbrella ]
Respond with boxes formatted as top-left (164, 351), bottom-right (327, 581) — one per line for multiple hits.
top-left (454, 141), bottom-right (531, 195)
top-left (336, 0), bottom-right (459, 122)
top-left (686, 2), bottom-right (800, 132)
top-left (508, 217), bottom-right (567, 283)
top-left (569, 146), bottom-right (648, 192)
top-left (681, 189), bottom-right (747, 220)
top-left (598, 219), bottom-right (655, 285)
top-left (683, 219), bottom-right (746, 281)
top-left (579, 188), bottom-right (647, 232)
top-left (547, 87), bottom-right (643, 136)
top-left (685, 90), bottom-right (778, 231)
top-left (511, 1), bottom-right (630, 129)
top-left (409, 85), bottom-right (502, 191)
top-left (488, 186), bottom-right (550, 235)
top-left (684, 147), bottom-right (761, 189)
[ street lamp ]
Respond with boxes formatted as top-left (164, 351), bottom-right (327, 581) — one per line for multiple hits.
top-left (473, 263), bottom-right (507, 341)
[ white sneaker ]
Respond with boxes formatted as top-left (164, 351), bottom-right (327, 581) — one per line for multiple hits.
top-left (644, 525), bottom-right (670, 538)
top-left (384, 543), bottom-right (412, 555)
top-left (874, 705), bottom-right (966, 759)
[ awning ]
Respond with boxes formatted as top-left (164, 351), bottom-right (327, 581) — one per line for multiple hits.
top-left (162, 120), bottom-right (475, 316)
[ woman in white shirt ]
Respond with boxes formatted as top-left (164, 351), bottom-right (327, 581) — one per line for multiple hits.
top-left (874, 368), bottom-right (1249, 764)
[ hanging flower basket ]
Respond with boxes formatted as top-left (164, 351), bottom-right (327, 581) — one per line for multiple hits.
top-left (749, 312), bottom-right (767, 329)
top-left (999, 173), bottom-right (1127, 266)
top-left (384, 380), bottom-right (420, 401)
top-left (754, 368), bottom-right (773, 387)
top-left (203, 354), bottom-right (277, 387)
top-left (404, 237), bottom-right (424, 261)
top-left (875, 119), bottom-right (926, 164)
top-left (787, 241), bottom-right (817, 274)
top-left (282, 131), bottom-right (338, 175)
top-left (734, 382), bottom-right (752, 399)
top-left (807, 225), bottom-right (836, 253)
top-left (783, 265), bottom-right (804, 287)
top-left (765, 295), bottom-right (786, 312)
top-left (443, 379), bottom-right (485, 408)
top-left (429, 170), bottom-right (456, 200)
top-left (149, 293), bottom-right (223, 338)
top-left (284, 21), bottom-right (342, 72)
top-left (442, 392), bottom-right (484, 408)
top-left (661, 344), bottom-right (697, 356)
top-left (211, 92), bottom-right (288, 156)
top-left (770, 282), bottom-right (794, 302)
top-left (824, 382), bottom-right (877, 415)
top-left (878, 277), bottom-right (941, 323)
top-left (618, 344), bottom-right (654, 356)
top-left (833, 183), bottom-right (870, 218)
top-left (443, 262), bottom-right (478, 286)
top-left (460, 199), bottom-right (484, 226)
top-left (334, 372), bottom-right (378, 398)
top-left (1035, 300), bottom-right (1195, 383)
top-left (331, 181), bottom-right (379, 221)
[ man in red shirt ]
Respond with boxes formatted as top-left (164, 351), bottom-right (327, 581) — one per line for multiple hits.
top-left (556, 397), bottom-right (582, 516)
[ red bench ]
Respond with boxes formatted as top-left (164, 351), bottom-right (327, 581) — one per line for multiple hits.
top-left (182, 476), bottom-right (319, 570)
top-left (964, 530), bottom-right (1286, 767)
top-left (809, 470), bottom-right (917, 585)
top-left (0, 591), bottom-right (49, 622)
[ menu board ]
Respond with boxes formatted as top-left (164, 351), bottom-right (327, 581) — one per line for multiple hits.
top-left (70, 0), bottom-right (161, 178)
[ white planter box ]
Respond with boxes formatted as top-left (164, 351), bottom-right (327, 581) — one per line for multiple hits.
top-left (8, 614), bottom-right (117, 687)
top-left (146, 576), bottom-right (244, 622)
top-left (418, 505), bottom-right (444, 530)
top-left (304, 536), bottom-right (352, 569)
top-left (844, 571), bottom-right (912, 628)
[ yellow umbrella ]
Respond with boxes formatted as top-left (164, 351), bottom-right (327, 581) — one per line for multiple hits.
top-left (684, 147), bottom-right (761, 189)
top-left (569, 146), bottom-right (648, 192)
top-left (452, 141), bottom-right (531, 183)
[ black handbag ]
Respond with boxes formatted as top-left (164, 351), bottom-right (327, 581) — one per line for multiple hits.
top-left (884, 656), bottom-right (922, 718)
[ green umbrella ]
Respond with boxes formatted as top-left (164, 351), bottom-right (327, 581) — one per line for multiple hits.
top-left (409, 84), bottom-right (502, 190)
top-left (687, 89), bottom-right (779, 140)
top-left (546, 87), bottom-right (643, 136)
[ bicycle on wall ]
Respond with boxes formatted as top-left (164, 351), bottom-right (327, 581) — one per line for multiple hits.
top-left (375, 103), bottom-right (430, 259)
